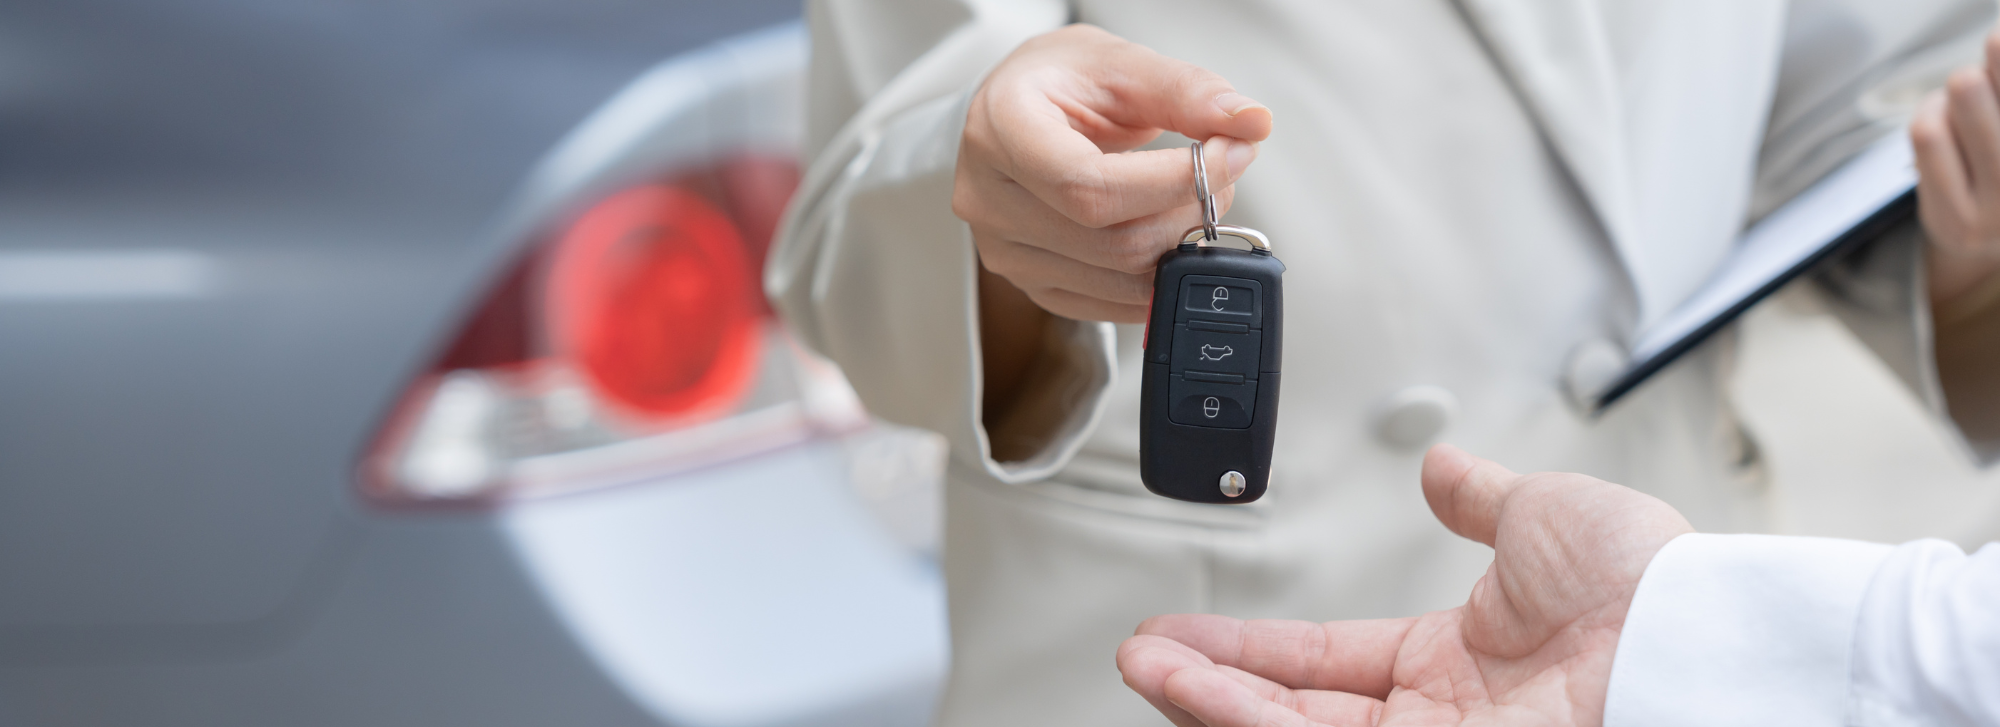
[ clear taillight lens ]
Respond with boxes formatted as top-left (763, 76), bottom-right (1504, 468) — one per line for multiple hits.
top-left (360, 156), bottom-right (867, 506)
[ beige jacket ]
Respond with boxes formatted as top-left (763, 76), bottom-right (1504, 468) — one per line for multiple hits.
top-left (770, 1), bottom-right (1995, 724)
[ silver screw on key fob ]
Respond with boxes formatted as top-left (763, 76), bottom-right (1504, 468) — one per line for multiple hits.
top-left (1139, 141), bottom-right (1285, 504)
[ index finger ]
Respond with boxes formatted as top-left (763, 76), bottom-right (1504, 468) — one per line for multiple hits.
top-left (1118, 635), bottom-right (1221, 727)
top-left (1135, 613), bottom-right (1415, 699)
top-left (1121, 635), bottom-right (1384, 727)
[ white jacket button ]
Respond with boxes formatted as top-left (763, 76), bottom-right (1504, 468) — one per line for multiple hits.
top-left (1374, 385), bottom-right (1458, 449)
top-left (1562, 338), bottom-right (1626, 411)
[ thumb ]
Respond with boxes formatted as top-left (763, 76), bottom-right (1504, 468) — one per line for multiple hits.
top-left (1081, 28), bottom-right (1273, 144)
top-left (1420, 444), bottom-right (1520, 546)
top-left (1097, 62), bottom-right (1272, 146)
top-left (975, 25), bottom-right (1276, 226)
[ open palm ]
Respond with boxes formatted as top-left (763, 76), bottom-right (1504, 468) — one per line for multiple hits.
top-left (1117, 445), bottom-right (1693, 726)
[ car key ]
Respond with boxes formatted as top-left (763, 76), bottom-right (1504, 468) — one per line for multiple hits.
top-left (1139, 141), bottom-right (1284, 503)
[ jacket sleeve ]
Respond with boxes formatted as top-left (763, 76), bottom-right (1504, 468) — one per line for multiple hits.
top-left (769, 0), bottom-right (1119, 483)
top-left (1602, 533), bottom-right (2000, 727)
top-left (1758, 0), bottom-right (2000, 461)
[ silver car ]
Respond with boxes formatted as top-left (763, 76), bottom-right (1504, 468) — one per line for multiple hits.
top-left (0, 3), bottom-right (947, 725)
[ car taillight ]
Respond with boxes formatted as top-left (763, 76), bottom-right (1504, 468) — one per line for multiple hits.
top-left (548, 184), bottom-right (760, 423)
top-left (359, 155), bottom-right (866, 506)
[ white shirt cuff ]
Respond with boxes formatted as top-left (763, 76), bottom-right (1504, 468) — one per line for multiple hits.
top-left (1603, 533), bottom-right (1894, 727)
top-left (1847, 539), bottom-right (2000, 726)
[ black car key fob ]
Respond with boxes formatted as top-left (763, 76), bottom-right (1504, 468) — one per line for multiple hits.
top-left (1139, 141), bottom-right (1283, 504)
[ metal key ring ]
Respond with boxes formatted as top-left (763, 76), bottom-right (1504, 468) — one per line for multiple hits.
top-left (1190, 140), bottom-right (1218, 241)
top-left (1181, 224), bottom-right (1274, 253)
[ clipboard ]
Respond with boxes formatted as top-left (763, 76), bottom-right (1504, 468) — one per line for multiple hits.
top-left (1594, 133), bottom-right (1919, 412)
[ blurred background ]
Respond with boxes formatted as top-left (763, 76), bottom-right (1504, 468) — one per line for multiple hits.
top-left (1, 1), bottom-right (1997, 726)
top-left (0, 1), bottom-right (949, 725)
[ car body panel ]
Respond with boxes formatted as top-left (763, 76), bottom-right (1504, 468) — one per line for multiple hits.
top-left (2, 442), bottom-right (945, 727)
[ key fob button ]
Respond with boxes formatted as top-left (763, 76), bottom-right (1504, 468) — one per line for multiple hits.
top-left (1170, 325), bottom-right (1261, 378)
top-left (1169, 376), bottom-right (1257, 429)
top-left (1180, 276), bottom-right (1259, 321)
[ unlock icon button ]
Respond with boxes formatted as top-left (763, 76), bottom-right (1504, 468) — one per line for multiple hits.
top-left (1180, 277), bottom-right (1258, 318)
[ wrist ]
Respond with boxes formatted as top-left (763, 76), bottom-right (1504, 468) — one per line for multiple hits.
top-left (1926, 244), bottom-right (2000, 317)
top-left (1932, 260), bottom-right (2000, 327)
top-left (977, 265), bottom-right (1053, 417)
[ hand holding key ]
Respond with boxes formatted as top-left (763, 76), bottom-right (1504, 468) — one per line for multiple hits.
top-left (953, 24), bottom-right (1273, 325)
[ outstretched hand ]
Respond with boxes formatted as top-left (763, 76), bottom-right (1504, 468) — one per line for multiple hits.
top-left (1117, 445), bottom-right (1692, 726)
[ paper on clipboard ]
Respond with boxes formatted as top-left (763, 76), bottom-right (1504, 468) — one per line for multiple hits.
top-left (1594, 132), bottom-right (1920, 411)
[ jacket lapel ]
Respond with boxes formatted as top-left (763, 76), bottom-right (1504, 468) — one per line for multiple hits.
top-left (1454, 0), bottom-right (1648, 333)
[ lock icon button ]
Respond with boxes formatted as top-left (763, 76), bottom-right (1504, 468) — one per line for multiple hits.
top-left (1167, 376), bottom-right (1255, 429)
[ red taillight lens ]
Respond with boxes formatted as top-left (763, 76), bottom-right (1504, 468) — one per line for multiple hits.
top-left (359, 156), bottom-right (865, 506)
top-left (548, 184), bottom-right (760, 423)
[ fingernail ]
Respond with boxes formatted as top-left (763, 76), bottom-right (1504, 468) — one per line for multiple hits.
top-left (1226, 140), bottom-right (1257, 178)
top-left (1214, 92), bottom-right (1265, 117)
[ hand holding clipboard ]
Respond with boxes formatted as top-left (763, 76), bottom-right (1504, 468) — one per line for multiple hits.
top-left (1594, 133), bottom-right (1919, 411)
